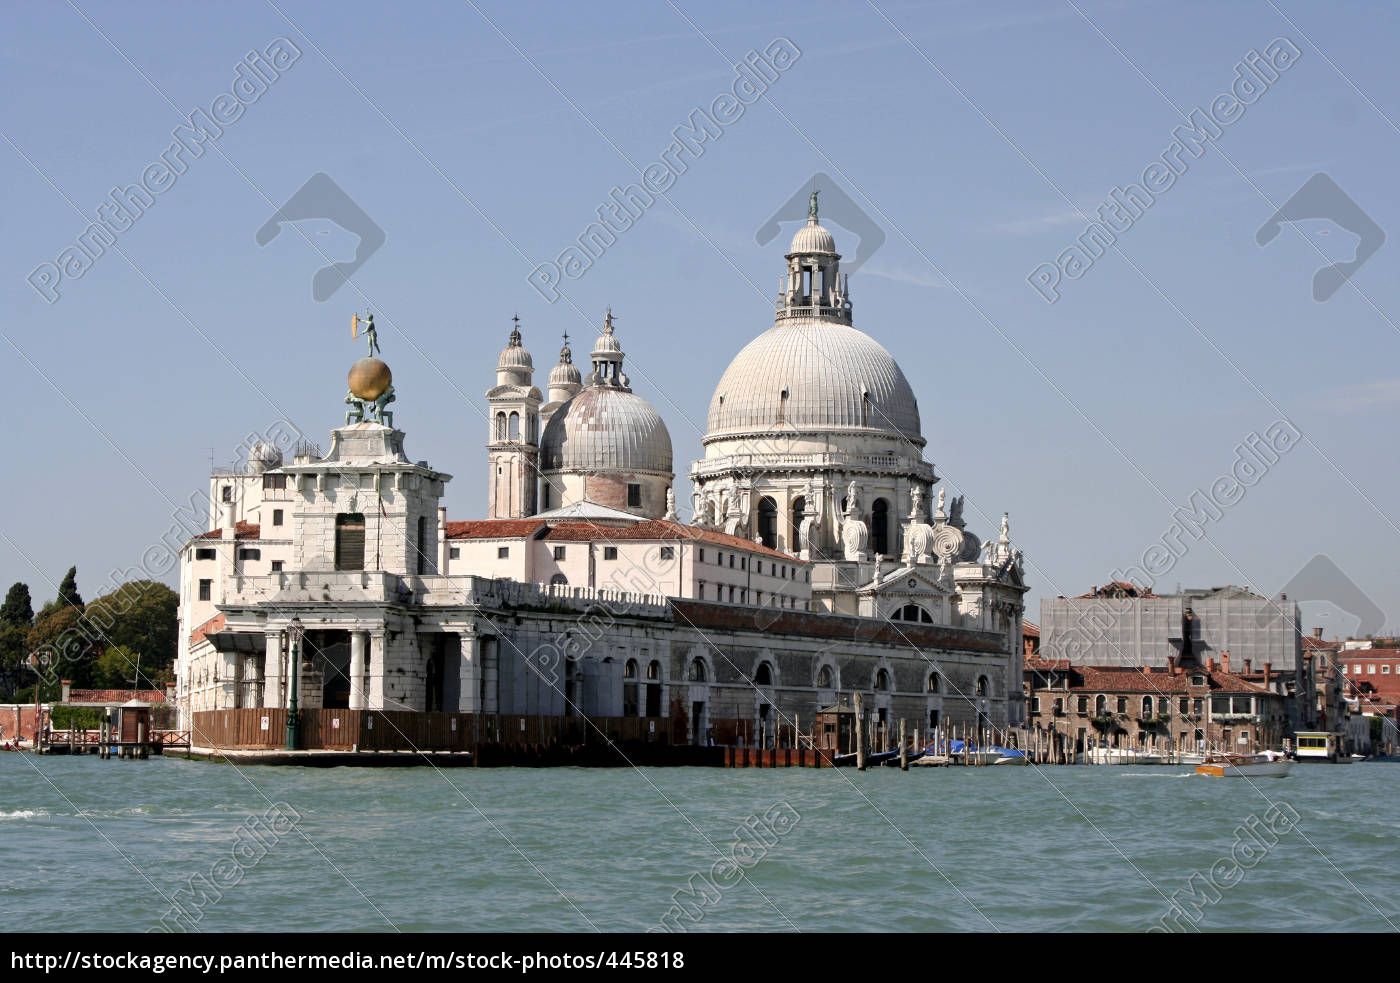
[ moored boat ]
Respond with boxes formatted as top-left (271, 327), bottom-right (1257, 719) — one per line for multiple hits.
top-left (1195, 751), bottom-right (1294, 778)
top-left (989, 747), bottom-right (1029, 766)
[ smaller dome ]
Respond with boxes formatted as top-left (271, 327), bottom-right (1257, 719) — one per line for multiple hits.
top-left (498, 326), bottom-right (533, 370)
top-left (245, 442), bottom-right (283, 473)
top-left (789, 219), bottom-right (836, 256)
top-left (550, 358), bottom-right (581, 388)
top-left (540, 387), bottom-right (672, 474)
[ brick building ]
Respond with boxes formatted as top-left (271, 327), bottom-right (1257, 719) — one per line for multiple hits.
top-left (1025, 653), bottom-right (1287, 755)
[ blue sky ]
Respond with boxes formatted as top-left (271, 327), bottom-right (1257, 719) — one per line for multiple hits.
top-left (3, 0), bottom-right (1397, 637)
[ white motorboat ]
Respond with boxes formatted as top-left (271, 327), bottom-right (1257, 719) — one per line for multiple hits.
top-left (1195, 752), bottom-right (1294, 778)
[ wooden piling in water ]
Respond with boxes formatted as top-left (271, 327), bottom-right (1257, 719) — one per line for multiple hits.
top-left (899, 719), bottom-right (908, 771)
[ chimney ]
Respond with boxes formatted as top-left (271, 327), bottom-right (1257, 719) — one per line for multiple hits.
top-left (1314, 627), bottom-right (1323, 639)
top-left (1263, 663), bottom-right (1272, 689)
top-left (1207, 658), bottom-right (1216, 672)
top-left (1167, 655), bottom-right (1177, 676)
top-left (1243, 658), bottom-right (1252, 675)
top-left (221, 500), bottom-right (236, 540)
top-left (61, 680), bottom-right (71, 703)
top-left (1221, 651), bottom-right (1230, 674)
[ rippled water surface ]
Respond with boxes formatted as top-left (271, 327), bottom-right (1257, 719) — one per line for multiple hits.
top-left (2, 755), bottom-right (1396, 932)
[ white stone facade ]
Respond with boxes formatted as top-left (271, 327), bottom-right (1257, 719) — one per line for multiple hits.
top-left (174, 204), bottom-right (1026, 736)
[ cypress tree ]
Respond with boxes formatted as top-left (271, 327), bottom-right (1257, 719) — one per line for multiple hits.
top-left (0, 582), bottom-right (33, 626)
top-left (57, 566), bottom-right (83, 609)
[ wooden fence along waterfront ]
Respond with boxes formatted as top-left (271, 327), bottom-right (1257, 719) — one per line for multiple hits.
top-left (190, 708), bottom-right (720, 766)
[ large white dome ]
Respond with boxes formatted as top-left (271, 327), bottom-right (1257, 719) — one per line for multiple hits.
top-left (540, 387), bottom-right (673, 475)
top-left (704, 318), bottom-right (923, 445)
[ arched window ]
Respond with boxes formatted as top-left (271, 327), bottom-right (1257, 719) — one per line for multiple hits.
top-left (508, 412), bottom-right (520, 441)
top-left (927, 672), bottom-right (940, 693)
top-left (757, 497), bottom-right (778, 550)
top-left (1095, 694), bottom-right (1107, 715)
top-left (816, 665), bottom-right (833, 688)
top-left (976, 676), bottom-right (989, 697)
top-left (549, 573), bottom-right (568, 586)
top-left (689, 658), bottom-right (707, 682)
top-left (875, 668), bottom-right (890, 691)
top-left (893, 604), bottom-right (933, 624)
top-left (494, 412), bottom-right (506, 441)
top-left (754, 662), bottom-right (773, 686)
top-left (624, 659), bottom-right (637, 679)
top-left (871, 498), bottom-right (889, 556)
top-left (1143, 696), bottom-right (1154, 717)
top-left (646, 660), bottom-right (660, 681)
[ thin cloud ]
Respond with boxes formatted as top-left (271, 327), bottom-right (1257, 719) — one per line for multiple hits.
top-left (1318, 379), bottom-right (1400, 412)
top-left (989, 208), bottom-right (1090, 236)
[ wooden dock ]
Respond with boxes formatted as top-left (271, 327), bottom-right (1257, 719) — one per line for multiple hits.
top-left (38, 728), bottom-right (191, 759)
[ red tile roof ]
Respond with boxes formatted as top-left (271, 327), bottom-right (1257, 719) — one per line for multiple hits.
top-left (197, 520), bottom-right (260, 540)
top-left (66, 689), bottom-right (166, 705)
top-left (446, 518), bottom-right (800, 561)
top-left (189, 612), bottom-right (226, 646)
top-left (445, 519), bottom-right (547, 540)
top-left (1027, 659), bottom-right (1275, 696)
top-left (1023, 621), bottom-right (1041, 638)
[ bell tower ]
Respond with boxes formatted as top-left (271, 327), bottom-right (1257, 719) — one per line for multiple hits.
top-left (486, 317), bottom-right (542, 519)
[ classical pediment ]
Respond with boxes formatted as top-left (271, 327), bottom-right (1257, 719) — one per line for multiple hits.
top-left (857, 564), bottom-right (952, 597)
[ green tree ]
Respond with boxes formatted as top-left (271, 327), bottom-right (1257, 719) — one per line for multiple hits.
top-left (80, 581), bottom-right (179, 684)
top-left (91, 645), bottom-right (144, 690)
top-left (0, 582), bottom-right (33, 626)
top-left (38, 567), bottom-right (84, 620)
top-left (0, 622), bottom-right (29, 699)
top-left (25, 606), bottom-right (94, 688)
top-left (58, 567), bottom-right (83, 609)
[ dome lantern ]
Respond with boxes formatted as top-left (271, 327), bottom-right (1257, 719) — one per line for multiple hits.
top-left (778, 189), bottom-right (851, 324)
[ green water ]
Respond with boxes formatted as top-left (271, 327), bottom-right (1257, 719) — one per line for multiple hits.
top-left (1, 754), bottom-right (1395, 932)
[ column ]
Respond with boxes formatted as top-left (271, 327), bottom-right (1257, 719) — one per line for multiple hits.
top-left (456, 628), bottom-right (481, 713)
top-left (481, 636), bottom-right (499, 714)
top-left (367, 631), bottom-right (387, 710)
top-left (264, 631), bottom-right (283, 709)
top-left (349, 631), bottom-right (367, 710)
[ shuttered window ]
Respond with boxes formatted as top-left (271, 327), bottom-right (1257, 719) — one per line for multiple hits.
top-left (336, 513), bottom-right (366, 570)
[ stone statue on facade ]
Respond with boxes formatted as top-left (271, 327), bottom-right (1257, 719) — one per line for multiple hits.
top-left (935, 487), bottom-right (946, 520)
top-left (663, 488), bottom-right (677, 522)
top-left (839, 480), bottom-right (868, 561)
top-left (798, 496), bottom-right (819, 560)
